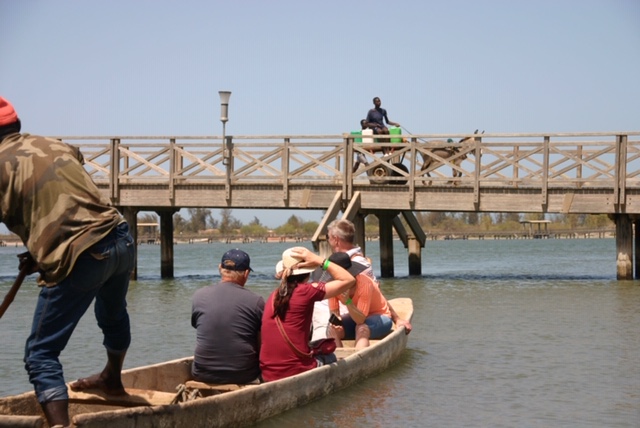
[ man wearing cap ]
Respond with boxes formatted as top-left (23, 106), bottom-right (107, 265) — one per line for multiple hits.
top-left (191, 249), bottom-right (265, 384)
top-left (0, 97), bottom-right (135, 427)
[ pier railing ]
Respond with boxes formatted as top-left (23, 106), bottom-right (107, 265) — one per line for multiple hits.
top-left (56, 131), bottom-right (640, 214)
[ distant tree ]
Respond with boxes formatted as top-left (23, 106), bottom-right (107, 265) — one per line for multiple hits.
top-left (138, 212), bottom-right (158, 224)
top-left (275, 223), bottom-right (298, 236)
top-left (285, 215), bottom-right (302, 229)
top-left (505, 212), bottom-right (521, 223)
top-left (584, 214), bottom-right (613, 229)
top-left (302, 221), bottom-right (319, 235)
top-left (173, 213), bottom-right (187, 232)
top-left (480, 213), bottom-right (493, 231)
top-left (241, 223), bottom-right (269, 237)
top-left (439, 216), bottom-right (458, 232)
top-left (187, 208), bottom-right (212, 232)
top-left (219, 208), bottom-right (242, 234)
top-left (423, 212), bottom-right (447, 228)
top-left (464, 212), bottom-right (479, 225)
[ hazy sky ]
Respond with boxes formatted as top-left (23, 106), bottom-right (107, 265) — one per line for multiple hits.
top-left (1, 0), bottom-right (638, 227)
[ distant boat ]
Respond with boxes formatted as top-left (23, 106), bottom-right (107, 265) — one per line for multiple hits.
top-left (0, 298), bottom-right (413, 428)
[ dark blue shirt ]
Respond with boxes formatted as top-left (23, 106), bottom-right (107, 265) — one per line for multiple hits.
top-left (366, 107), bottom-right (388, 128)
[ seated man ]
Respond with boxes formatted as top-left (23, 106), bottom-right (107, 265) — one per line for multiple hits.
top-left (191, 249), bottom-right (265, 384)
top-left (366, 96), bottom-right (401, 154)
top-left (365, 96), bottom-right (400, 133)
top-left (352, 119), bottom-right (373, 172)
top-left (325, 253), bottom-right (393, 349)
top-left (326, 219), bottom-right (413, 335)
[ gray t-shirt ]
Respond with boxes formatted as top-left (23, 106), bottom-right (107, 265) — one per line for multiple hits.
top-left (191, 281), bottom-right (265, 383)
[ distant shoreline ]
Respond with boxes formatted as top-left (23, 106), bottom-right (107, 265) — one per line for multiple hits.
top-left (0, 229), bottom-right (615, 248)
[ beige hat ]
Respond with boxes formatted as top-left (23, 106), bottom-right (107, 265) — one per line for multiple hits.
top-left (275, 248), bottom-right (316, 276)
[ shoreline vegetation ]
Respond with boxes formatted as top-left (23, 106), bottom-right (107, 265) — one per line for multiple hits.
top-left (0, 212), bottom-right (615, 247)
top-left (0, 228), bottom-right (616, 248)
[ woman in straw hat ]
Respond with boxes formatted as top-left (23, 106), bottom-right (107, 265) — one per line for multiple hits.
top-left (259, 247), bottom-right (355, 382)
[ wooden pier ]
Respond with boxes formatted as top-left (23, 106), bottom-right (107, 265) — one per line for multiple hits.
top-left (55, 131), bottom-right (640, 280)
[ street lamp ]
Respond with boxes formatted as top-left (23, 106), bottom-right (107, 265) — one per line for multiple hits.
top-left (218, 91), bottom-right (231, 165)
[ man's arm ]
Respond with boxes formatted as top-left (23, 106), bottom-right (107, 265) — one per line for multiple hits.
top-left (388, 301), bottom-right (412, 335)
top-left (384, 114), bottom-right (400, 128)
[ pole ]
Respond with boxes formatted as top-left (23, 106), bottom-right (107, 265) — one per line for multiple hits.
top-left (0, 268), bottom-right (29, 319)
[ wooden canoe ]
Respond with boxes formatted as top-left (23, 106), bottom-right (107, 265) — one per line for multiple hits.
top-left (0, 298), bottom-right (412, 428)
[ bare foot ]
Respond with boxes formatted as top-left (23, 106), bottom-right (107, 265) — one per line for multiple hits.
top-left (69, 374), bottom-right (126, 396)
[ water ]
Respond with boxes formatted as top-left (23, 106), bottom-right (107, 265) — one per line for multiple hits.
top-left (1, 239), bottom-right (639, 427)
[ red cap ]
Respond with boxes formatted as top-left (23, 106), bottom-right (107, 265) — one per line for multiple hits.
top-left (0, 97), bottom-right (19, 126)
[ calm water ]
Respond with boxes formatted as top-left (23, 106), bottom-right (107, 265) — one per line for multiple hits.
top-left (1, 238), bottom-right (639, 427)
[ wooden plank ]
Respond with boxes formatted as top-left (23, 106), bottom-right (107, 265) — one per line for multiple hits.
top-left (184, 381), bottom-right (256, 393)
top-left (562, 192), bottom-right (575, 213)
top-left (401, 211), bottom-right (427, 246)
top-left (311, 191), bottom-right (342, 245)
top-left (0, 415), bottom-right (43, 428)
top-left (342, 191), bottom-right (362, 223)
top-left (68, 388), bottom-right (176, 407)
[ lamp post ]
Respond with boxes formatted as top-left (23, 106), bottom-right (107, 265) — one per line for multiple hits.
top-left (218, 91), bottom-right (231, 165)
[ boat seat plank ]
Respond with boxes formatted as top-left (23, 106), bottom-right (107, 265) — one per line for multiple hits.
top-left (0, 415), bottom-right (44, 428)
top-left (68, 388), bottom-right (176, 407)
top-left (184, 380), bottom-right (255, 393)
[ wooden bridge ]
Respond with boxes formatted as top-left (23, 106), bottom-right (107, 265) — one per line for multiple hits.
top-left (60, 131), bottom-right (640, 280)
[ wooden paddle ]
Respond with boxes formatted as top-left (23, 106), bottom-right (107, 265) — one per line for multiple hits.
top-left (0, 267), bottom-right (29, 319)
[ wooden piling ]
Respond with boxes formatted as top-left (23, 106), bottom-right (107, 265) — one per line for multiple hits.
top-left (160, 211), bottom-right (175, 279)
top-left (615, 214), bottom-right (633, 280)
top-left (378, 213), bottom-right (395, 278)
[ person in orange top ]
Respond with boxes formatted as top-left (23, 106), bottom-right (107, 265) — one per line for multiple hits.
top-left (326, 219), bottom-right (412, 334)
top-left (325, 253), bottom-right (393, 349)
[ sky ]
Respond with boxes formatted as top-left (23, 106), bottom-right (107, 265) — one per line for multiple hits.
top-left (1, 0), bottom-right (639, 228)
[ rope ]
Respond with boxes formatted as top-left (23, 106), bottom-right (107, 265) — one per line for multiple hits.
top-left (172, 383), bottom-right (202, 404)
top-left (400, 126), bottom-right (430, 143)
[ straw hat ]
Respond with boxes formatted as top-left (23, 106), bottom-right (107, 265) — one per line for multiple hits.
top-left (275, 248), bottom-right (316, 276)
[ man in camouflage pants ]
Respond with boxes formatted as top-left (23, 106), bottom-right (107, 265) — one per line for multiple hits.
top-left (0, 96), bottom-right (134, 427)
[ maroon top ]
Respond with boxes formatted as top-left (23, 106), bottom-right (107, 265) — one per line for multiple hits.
top-left (260, 282), bottom-right (326, 382)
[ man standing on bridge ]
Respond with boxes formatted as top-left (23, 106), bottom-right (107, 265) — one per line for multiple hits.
top-left (0, 96), bottom-right (135, 427)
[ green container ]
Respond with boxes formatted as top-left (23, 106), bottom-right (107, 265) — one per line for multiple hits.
top-left (389, 127), bottom-right (402, 143)
top-left (351, 130), bottom-right (362, 143)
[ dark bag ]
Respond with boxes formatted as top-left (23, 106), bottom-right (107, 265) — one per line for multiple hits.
top-left (309, 338), bottom-right (337, 356)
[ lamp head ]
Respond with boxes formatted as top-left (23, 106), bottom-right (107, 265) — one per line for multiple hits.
top-left (218, 91), bottom-right (231, 123)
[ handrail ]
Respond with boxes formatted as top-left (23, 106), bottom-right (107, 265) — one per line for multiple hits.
top-left (52, 131), bottom-right (640, 214)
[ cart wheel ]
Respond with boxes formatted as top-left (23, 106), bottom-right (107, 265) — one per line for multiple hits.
top-left (389, 163), bottom-right (409, 185)
top-left (367, 165), bottom-right (389, 184)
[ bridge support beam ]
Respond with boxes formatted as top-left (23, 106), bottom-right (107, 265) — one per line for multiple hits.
top-left (615, 214), bottom-right (633, 280)
top-left (401, 211), bottom-right (426, 276)
top-left (159, 210), bottom-right (176, 279)
top-left (377, 212), bottom-right (395, 278)
top-left (311, 191), bottom-right (343, 257)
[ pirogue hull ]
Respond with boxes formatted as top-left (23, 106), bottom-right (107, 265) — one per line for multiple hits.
top-left (0, 298), bottom-right (412, 428)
